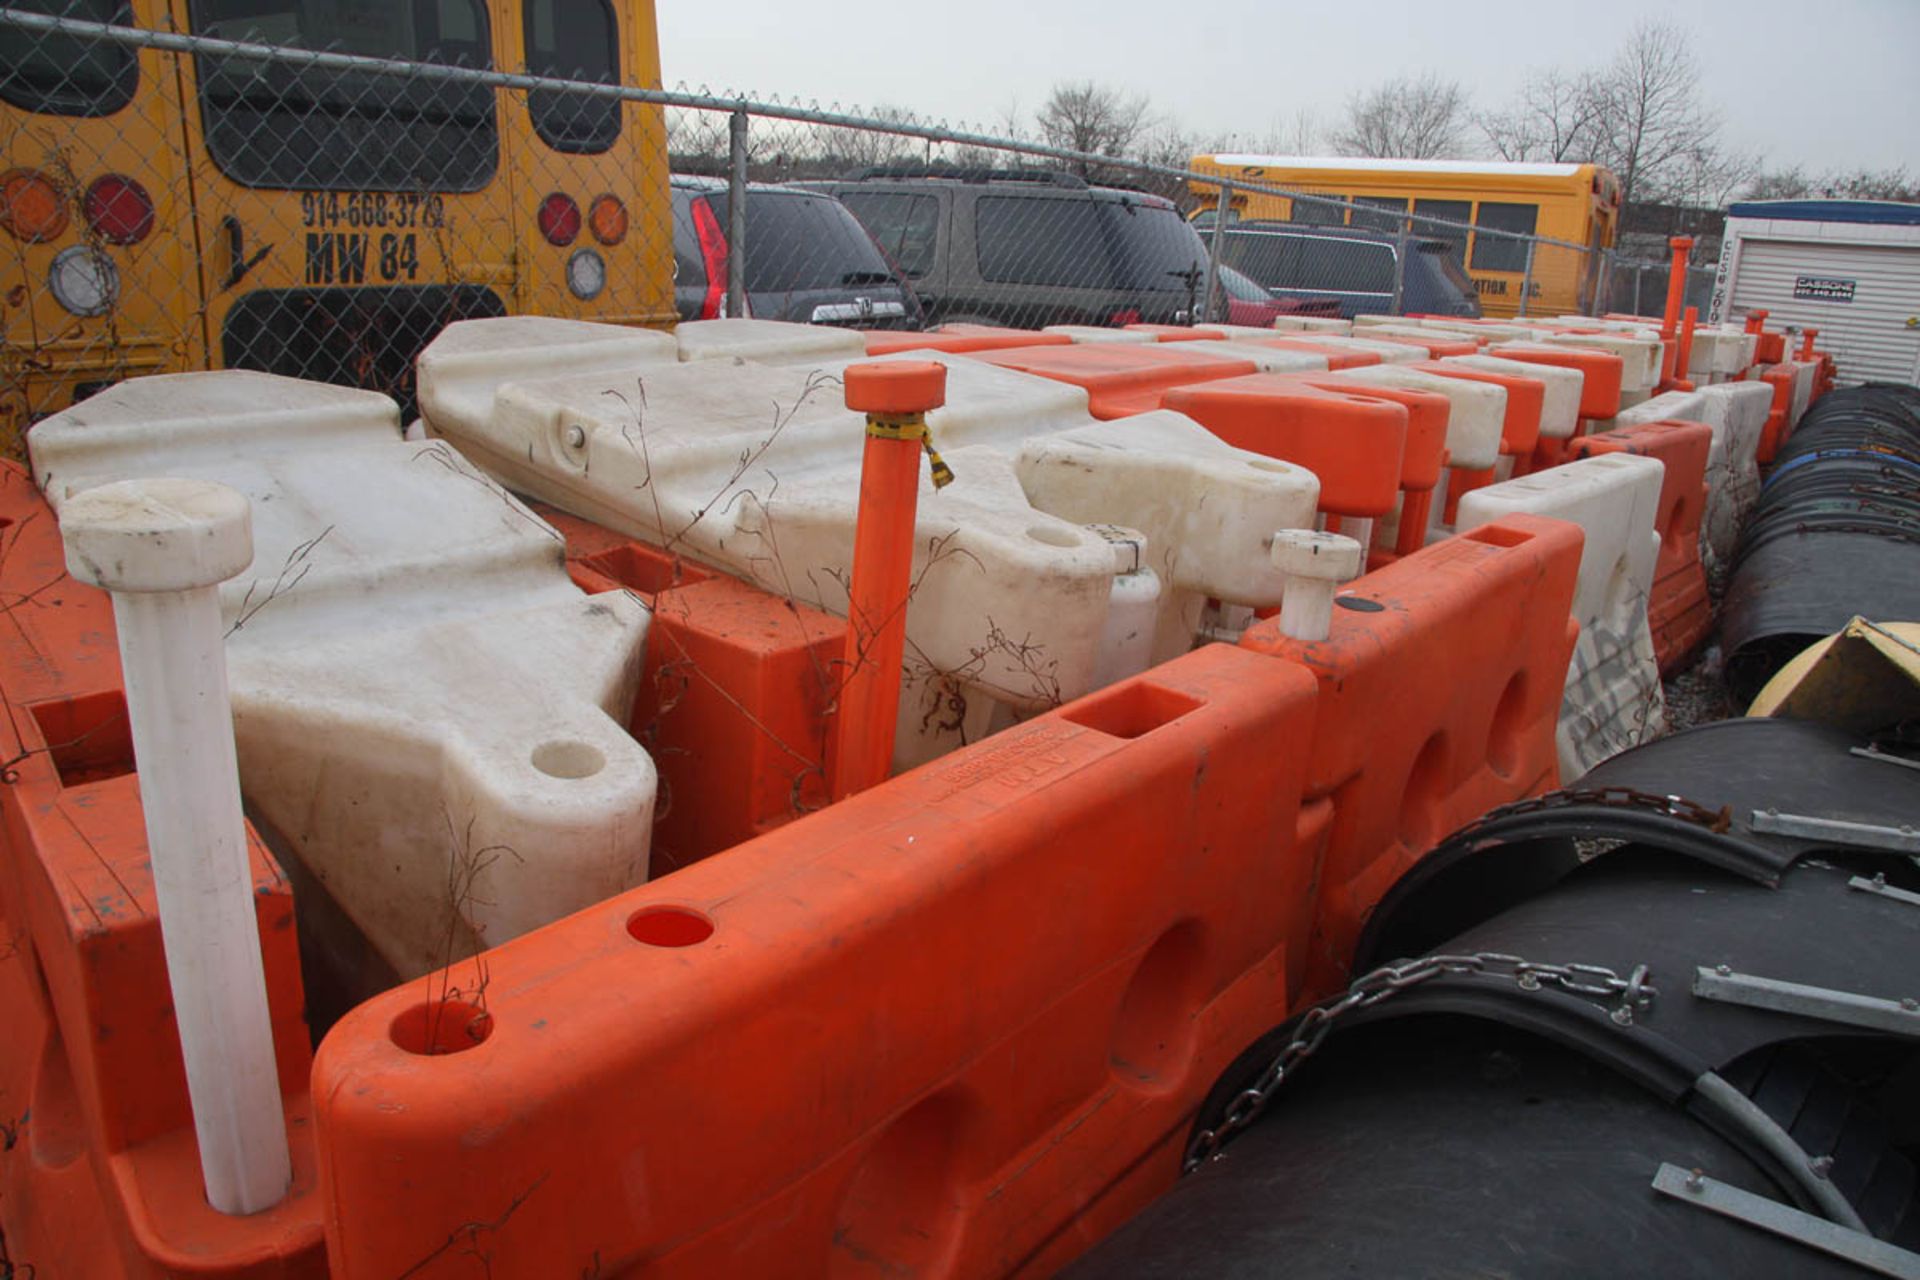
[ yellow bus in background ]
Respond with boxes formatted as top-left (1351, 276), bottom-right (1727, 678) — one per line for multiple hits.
top-left (0, 0), bottom-right (674, 444)
top-left (1188, 155), bottom-right (1621, 318)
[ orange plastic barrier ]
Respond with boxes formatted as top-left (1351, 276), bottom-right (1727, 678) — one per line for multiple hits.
top-left (549, 509), bottom-right (844, 875)
top-left (313, 644), bottom-right (1325, 1278)
top-left (1286, 376), bottom-right (1452, 558)
top-left (1756, 367), bottom-right (1794, 463)
top-left (1161, 375), bottom-right (1410, 518)
top-left (1364, 334), bottom-right (1479, 359)
top-left (0, 463), bottom-right (328, 1276)
top-left (1570, 420), bottom-right (1714, 673)
top-left (1123, 324), bottom-right (1228, 342)
top-left (864, 326), bottom-right (1070, 356)
top-left (1238, 514), bottom-right (1583, 999)
top-left (1491, 345), bottom-right (1624, 421)
top-left (971, 343), bottom-right (1258, 419)
top-left (1412, 360), bottom-right (1546, 462)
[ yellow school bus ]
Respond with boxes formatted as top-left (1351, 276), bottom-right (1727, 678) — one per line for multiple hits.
top-left (0, 0), bottom-right (674, 445)
top-left (1188, 155), bottom-right (1621, 318)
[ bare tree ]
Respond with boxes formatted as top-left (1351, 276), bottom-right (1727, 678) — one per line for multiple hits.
top-left (1035, 81), bottom-right (1151, 177)
top-left (813, 105), bottom-right (918, 174)
top-left (1584, 21), bottom-right (1724, 209)
top-left (1479, 68), bottom-right (1603, 162)
top-left (1331, 73), bottom-right (1470, 159)
top-left (1747, 164), bottom-right (1920, 202)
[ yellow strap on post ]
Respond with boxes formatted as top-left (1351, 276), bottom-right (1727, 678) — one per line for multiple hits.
top-left (866, 414), bottom-right (956, 489)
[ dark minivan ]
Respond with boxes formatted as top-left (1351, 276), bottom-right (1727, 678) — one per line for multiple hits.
top-left (670, 175), bottom-right (922, 328)
top-left (808, 168), bottom-right (1223, 330)
top-left (1217, 223), bottom-right (1481, 320)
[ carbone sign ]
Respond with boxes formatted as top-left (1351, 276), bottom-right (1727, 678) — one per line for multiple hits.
top-left (1793, 276), bottom-right (1856, 303)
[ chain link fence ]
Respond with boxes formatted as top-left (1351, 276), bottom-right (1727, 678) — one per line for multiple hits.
top-left (4, 6), bottom-right (1669, 456)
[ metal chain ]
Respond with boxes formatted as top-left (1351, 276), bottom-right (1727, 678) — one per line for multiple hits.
top-left (1182, 950), bottom-right (1656, 1172)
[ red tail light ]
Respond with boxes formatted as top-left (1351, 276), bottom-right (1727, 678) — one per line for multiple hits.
top-left (83, 175), bottom-right (155, 245)
top-left (0, 168), bottom-right (68, 243)
top-left (537, 192), bottom-right (581, 246)
top-left (1107, 308), bottom-right (1142, 327)
top-left (691, 196), bottom-right (729, 320)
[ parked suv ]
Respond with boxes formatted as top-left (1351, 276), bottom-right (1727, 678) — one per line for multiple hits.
top-left (806, 168), bottom-right (1223, 330)
top-left (1217, 223), bottom-right (1481, 320)
top-left (669, 175), bottom-right (922, 328)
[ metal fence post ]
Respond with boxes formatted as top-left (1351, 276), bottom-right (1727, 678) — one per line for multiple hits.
top-left (1389, 219), bottom-right (1410, 316)
top-left (1518, 239), bottom-right (1537, 318)
top-left (726, 106), bottom-right (748, 318)
top-left (1202, 183), bottom-right (1230, 325)
top-left (1631, 258), bottom-right (1643, 320)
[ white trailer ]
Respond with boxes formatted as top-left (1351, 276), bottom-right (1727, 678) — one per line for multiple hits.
top-left (1710, 199), bottom-right (1920, 385)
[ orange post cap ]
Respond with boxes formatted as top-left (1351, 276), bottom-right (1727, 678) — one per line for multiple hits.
top-left (844, 360), bottom-right (947, 416)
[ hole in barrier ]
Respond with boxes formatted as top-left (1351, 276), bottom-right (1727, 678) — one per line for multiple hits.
top-left (389, 999), bottom-right (494, 1056)
top-left (830, 1091), bottom-right (971, 1279)
top-left (531, 739), bottom-right (605, 779)
top-left (1026, 523), bottom-right (1082, 548)
top-left (1487, 671), bottom-right (1529, 779)
top-left (1397, 732), bottom-right (1449, 853)
top-left (626, 905), bottom-right (714, 947)
top-left (27, 690), bottom-right (133, 787)
top-left (1463, 522), bottom-right (1532, 549)
top-left (580, 542), bottom-right (711, 596)
top-left (1335, 595), bottom-right (1386, 613)
top-left (1110, 920), bottom-right (1206, 1092)
top-left (1061, 681), bottom-right (1203, 740)
top-left (1244, 458), bottom-right (1291, 474)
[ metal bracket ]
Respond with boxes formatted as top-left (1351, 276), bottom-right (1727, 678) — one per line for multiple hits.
top-left (1851, 745), bottom-right (1920, 773)
top-left (1851, 874), bottom-right (1920, 911)
top-left (1692, 966), bottom-right (1920, 1038)
top-left (1652, 1163), bottom-right (1920, 1279)
top-left (1750, 807), bottom-right (1920, 854)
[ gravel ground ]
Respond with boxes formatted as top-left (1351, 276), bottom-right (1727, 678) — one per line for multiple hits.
top-left (1660, 565), bottom-right (1737, 735)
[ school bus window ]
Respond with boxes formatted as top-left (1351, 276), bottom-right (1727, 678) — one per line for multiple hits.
top-left (0, 0), bottom-right (137, 117)
top-left (1350, 196), bottom-right (1407, 233)
top-left (1471, 201), bottom-right (1538, 271)
top-left (524, 0), bottom-right (620, 154)
top-left (191, 0), bottom-right (498, 191)
top-left (1414, 199), bottom-right (1471, 254)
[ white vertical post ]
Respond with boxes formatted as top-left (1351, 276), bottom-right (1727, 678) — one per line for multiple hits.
top-left (1270, 529), bottom-right (1364, 642)
top-left (60, 477), bottom-right (290, 1216)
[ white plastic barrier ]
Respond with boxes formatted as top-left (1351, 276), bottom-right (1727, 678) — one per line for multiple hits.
top-left (1687, 327), bottom-right (1757, 379)
top-left (418, 317), bottom-right (1319, 770)
top-left (1333, 364), bottom-right (1507, 470)
top-left (1043, 325), bottom-right (1158, 344)
top-left (1440, 354), bottom-right (1584, 442)
top-left (1596, 382), bottom-right (1775, 578)
top-left (1302, 334), bottom-right (1426, 365)
top-left (1538, 331), bottom-right (1663, 394)
top-left (1204, 342), bottom-right (1330, 373)
top-left (31, 371), bottom-right (657, 979)
top-left (1266, 316), bottom-right (1355, 335)
top-left (1347, 322), bottom-right (1486, 351)
top-left (1406, 318), bottom-right (1540, 343)
top-left (674, 317), bottom-right (866, 364)
top-left (1456, 454), bottom-right (1667, 781)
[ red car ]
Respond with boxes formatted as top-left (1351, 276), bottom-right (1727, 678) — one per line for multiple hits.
top-left (1216, 262), bottom-right (1343, 325)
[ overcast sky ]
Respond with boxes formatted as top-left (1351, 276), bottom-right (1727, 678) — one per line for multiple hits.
top-left (658, 0), bottom-right (1919, 176)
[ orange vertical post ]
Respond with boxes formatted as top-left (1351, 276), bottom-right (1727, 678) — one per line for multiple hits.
top-left (1658, 236), bottom-right (1692, 389)
top-left (1672, 306), bottom-right (1698, 392)
top-left (831, 361), bottom-right (949, 801)
top-left (1799, 327), bottom-right (1819, 360)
